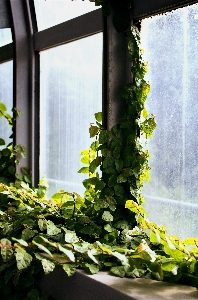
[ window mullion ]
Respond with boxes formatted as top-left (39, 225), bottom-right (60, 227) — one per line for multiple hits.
top-left (9, 0), bottom-right (35, 179)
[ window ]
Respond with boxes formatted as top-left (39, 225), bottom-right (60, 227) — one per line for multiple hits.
top-left (0, 28), bottom-right (13, 146)
top-left (141, 3), bottom-right (198, 238)
top-left (0, 61), bottom-right (13, 146)
top-left (34, 0), bottom-right (98, 31)
top-left (39, 33), bottom-right (102, 196)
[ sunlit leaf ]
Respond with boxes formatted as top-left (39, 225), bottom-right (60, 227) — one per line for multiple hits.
top-left (47, 220), bottom-right (61, 236)
top-left (58, 245), bottom-right (75, 262)
top-left (62, 264), bottom-right (76, 277)
top-left (89, 125), bottom-right (99, 138)
top-left (41, 259), bottom-right (55, 274)
top-left (94, 112), bottom-right (102, 122)
top-left (85, 263), bottom-right (99, 274)
top-left (102, 211), bottom-right (113, 222)
top-left (15, 247), bottom-right (32, 270)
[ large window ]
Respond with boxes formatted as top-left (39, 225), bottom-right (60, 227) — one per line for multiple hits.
top-left (39, 33), bottom-right (102, 196)
top-left (141, 3), bottom-right (198, 238)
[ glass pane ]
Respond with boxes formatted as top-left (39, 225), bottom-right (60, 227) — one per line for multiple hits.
top-left (34, 0), bottom-right (99, 31)
top-left (141, 3), bottom-right (198, 239)
top-left (40, 33), bottom-right (102, 197)
top-left (0, 29), bottom-right (12, 47)
top-left (0, 61), bottom-right (13, 146)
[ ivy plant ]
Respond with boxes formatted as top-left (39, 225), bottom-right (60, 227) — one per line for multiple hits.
top-left (0, 1), bottom-right (197, 299)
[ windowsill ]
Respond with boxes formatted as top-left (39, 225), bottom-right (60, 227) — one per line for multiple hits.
top-left (37, 268), bottom-right (198, 300)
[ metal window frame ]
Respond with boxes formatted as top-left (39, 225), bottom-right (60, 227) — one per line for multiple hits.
top-left (0, 43), bottom-right (13, 62)
top-left (34, 9), bottom-right (103, 51)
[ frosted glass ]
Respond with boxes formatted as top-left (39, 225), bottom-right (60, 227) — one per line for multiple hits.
top-left (0, 29), bottom-right (12, 47)
top-left (40, 33), bottom-right (102, 197)
top-left (141, 4), bottom-right (198, 238)
top-left (34, 0), bottom-right (99, 31)
top-left (0, 61), bottom-right (13, 146)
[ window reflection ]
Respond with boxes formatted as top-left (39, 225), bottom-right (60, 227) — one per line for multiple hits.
top-left (39, 33), bottom-right (102, 197)
top-left (141, 3), bottom-right (198, 238)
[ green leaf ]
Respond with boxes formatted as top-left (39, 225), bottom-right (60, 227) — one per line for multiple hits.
top-left (142, 108), bottom-right (149, 119)
top-left (108, 174), bottom-right (117, 187)
top-left (112, 251), bottom-right (129, 266)
top-left (89, 156), bottom-right (102, 174)
top-left (2, 148), bottom-right (11, 156)
top-left (110, 266), bottom-right (125, 278)
top-left (138, 241), bottom-right (156, 262)
top-left (0, 102), bottom-right (7, 117)
top-left (80, 155), bottom-right (90, 164)
top-left (27, 289), bottom-right (40, 300)
top-left (104, 224), bottom-right (114, 232)
top-left (21, 228), bottom-right (35, 241)
top-left (47, 220), bottom-right (61, 236)
top-left (38, 219), bottom-right (47, 231)
top-left (183, 238), bottom-right (198, 246)
top-left (8, 166), bottom-right (15, 175)
top-left (85, 263), bottom-right (99, 274)
top-left (111, 124), bottom-right (122, 137)
top-left (24, 175), bottom-right (32, 184)
top-left (1, 238), bottom-right (13, 262)
top-left (78, 167), bottom-right (89, 174)
top-left (122, 168), bottom-right (133, 177)
top-left (88, 249), bottom-right (99, 264)
top-left (150, 230), bottom-right (161, 244)
top-left (32, 240), bottom-right (52, 257)
top-left (15, 247), bottom-right (33, 270)
top-left (12, 237), bottom-right (28, 247)
top-left (102, 211), bottom-right (113, 222)
top-left (115, 159), bottom-right (124, 172)
top-left (117, 174), bottom-right (127, 183)
top-left (58, 244), bottom-right (75, 262)
top-left (90, 141), bottom-right (99, 151)
top-left (99, 130), bottom-right (111, 144)
top-left (62, 264), bottom-right (76, 277)
top-left (94, 112), bottom-right (102, 122)
top-left (161, 260), bottom-right (178, 274)
top-left (89, 125), bottom-right (99, 138)
top-left (41, 259), bottom-right (55, 274)
top-left (64, 230), bottom-right (79, 244)
top-left (0, 138), bottom-right (5, 146)
top-left (37, 186), bottom-right (46, 198)
top-left (114, 184), bottom-right (125, 196)
top-left (21, 167), bottom-right (29, 175)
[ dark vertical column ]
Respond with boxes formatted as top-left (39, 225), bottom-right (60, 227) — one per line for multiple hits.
top-left (105, 5), bottom-right (131, 130)
top-left (9, 0), bottom-right (37, 183)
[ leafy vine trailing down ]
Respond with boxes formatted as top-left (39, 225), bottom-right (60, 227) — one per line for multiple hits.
top-left (0, 9), bottom-right (198, 300)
